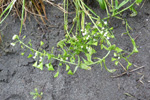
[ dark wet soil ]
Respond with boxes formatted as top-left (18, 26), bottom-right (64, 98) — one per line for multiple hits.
top-left (0, 1), bottom-right (150, 100)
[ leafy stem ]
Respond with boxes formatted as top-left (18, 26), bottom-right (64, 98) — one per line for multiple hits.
top-left (18, 39), bottom-right (78, 66)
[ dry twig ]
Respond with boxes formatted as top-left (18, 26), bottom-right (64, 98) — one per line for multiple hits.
top-left (111, 66), bottom-right (144, 78)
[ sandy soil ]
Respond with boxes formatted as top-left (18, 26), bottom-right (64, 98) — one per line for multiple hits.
top-left (0, 1), bottom-right (150, 100)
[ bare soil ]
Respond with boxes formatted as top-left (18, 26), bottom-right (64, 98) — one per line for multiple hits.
top-left (0, 1), bottom-right (150, 100)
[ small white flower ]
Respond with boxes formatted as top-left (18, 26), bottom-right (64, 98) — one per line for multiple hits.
top-left (107, 37), bottom-right (110, 40)
top-left (12, 35), bottom-right (19, 40)
top-left (66, 57), bottom-right (68, 60)
top-left (104, 21), bottom-right (107, 25)
top-left (81, 46), bottom-right (83, 48)
top-left (39, 57), bottom-right (43, 62)
top-left (10, 43), bottom-right (16, 46)
top-left (93, 25), bottom-right (96, 28)
top-left (82, 33), bottom-right (86, 36)
top-left (114, 53), bottom-right (117, 57)
top-left (102, 27), bottom-right (104, 30)
top-left (104, 32), bottom-right (108, 36)
top-left (86, 46), bottom-right (88, 49)
top-left (88, 47), bottom-right (91, 50)
top-left (33, 52), bottom-right (38, 59)
top-left (81, 29), bottom-right (84, 32)
top-left (35, 52), bottom-right (38, 56)
top-left (82, 30), bottom-right (87, 36)
top-left (33, 56), bottom-right (36, 59)
top-left (60, 58), bottom-right (63, 61)
top-left (73, 36), bottom-right (76, 39)
top-left (118, 57), bottom-right (120, 59)
top-left (86, 35), bottom-right (90, 40)
top-left (97, 22), bottom-right (100, 25)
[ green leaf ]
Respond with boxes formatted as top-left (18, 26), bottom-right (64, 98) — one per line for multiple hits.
top-left (111, 57), bottom-right (117, 61)
top-left (37, 62), bottom-right (43, 70)
top-left (73, 66), bottom-right (79, 73)
top-left (101, 44), bottom-right (108, 50)
top-left (115, 47), bottom-right (123, 53)
top-left (22, 35), bottom-right (26, 40)
top-left (63, 49), bottom-right (67, 57)
top-left (33, 96), bottom-right (37, 99)
top-left (115, 0), bottom-right (119, 9)
top-left (127, 61), bottom-right (132, 70)
top-left (74, 56), bottom-right (80, 73)
top-left (28, 39), bottom-right (32, 46)
top-left (40, 92), bottom-right (43, 95)
top-left (114, 52), bottom-right (117, 57)
top-left (136, 0), bottom-right (142, 4)
top-left (40, 41), bottom-right (44, 46)
top-left (33, 61), bottom-right (37, 67)
top-left (97, 0), bottom-right (106, 10)
top-left (21, 52), bottom-right (25, 56)
top-left (106, 68), bottom-right (116, 73)
top-left (117, 0), bottom-right (130, 10)
top-left (70, 56), bottom-right (75, 63)
top-left (21, 45), bottom-right (24, 49)
top-left (101, 44), bottom-right (104, 49)
top-left (82, 58), bottom-right (89, 65)
top-left (87, 41), bottom-right (98, 46)
top-left (28, 54), bottom-right (33, 58)
top-left (30, 92), bottom-right (35, 95)
top-left (131, 38), bottom-right (138, 53)
top-left (47, 54), bottom-right (52, 60)
top-left (80, 63), bottom-right (91, 70)
top-left (34, 88), bottom-right (38, 92)
top-left (46, 63), bottom-right (54, 71)
top-left (130, 7), bottom-right (137, 17)
top-left (67, 70), bottom-right (74, 75)
top-left (87, 46), bottom-right (96, 55)
top-left (66, 64), bottom-right (70, 71)
top-left (85, 53), bottom-right (92, 63)
top-left (108, 44), bottom-right (116, 50)
top-left (59, 63), bottom-right (62, 66)
top-left (57, 39), bottom-right (66, 49)
top-left (115, 60), bottom-right (119, 65)
top-left (54, 71), bottom-right (59, 78)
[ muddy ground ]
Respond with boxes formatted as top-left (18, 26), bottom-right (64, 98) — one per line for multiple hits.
top-left (0, 1), bottom-right (150, 100)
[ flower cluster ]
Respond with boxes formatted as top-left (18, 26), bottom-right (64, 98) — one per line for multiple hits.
top-left (33, 52), bottom-right (38, 59)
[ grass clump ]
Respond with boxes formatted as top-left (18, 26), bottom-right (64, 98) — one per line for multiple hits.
top-left (0, 0), bottom-right (48, 36)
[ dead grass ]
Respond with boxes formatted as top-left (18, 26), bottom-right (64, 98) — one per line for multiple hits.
top-left (0, 0), bottom-right (47, 24)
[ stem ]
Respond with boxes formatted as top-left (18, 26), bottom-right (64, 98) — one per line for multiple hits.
top-left (103, 1), bottom-right (136, 20)
top-left (112, 1), bottom-right (136, 17)
top-left (19, 0), bottom-right (25, 36)
top-left (18, 40), bottom-right (78, 66)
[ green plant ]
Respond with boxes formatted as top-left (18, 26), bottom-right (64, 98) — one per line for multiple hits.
top-left (10, 0), bottom-right (139, 77)
top-left (96, 0), bottom-right (143, 18)
top-left (0, 0), bottom-right (17, 24)
top-left (30, 88), bottom-right (43, 100)
top-left (97, 0), bottom-right (106, 10)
